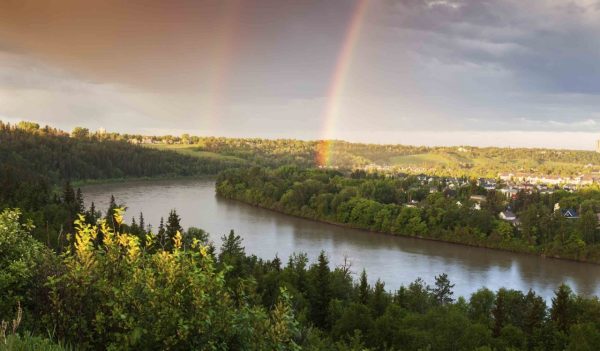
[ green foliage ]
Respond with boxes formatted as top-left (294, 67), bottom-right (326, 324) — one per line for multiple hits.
top-left (217, 166), bottom-right (600, 263)
top-left (0, 334), bottom-right (69, 351)
top-left (0, 209), bottom-right (44, 321)
top-left (40, 214), bottom-right (299, 350)
top-left (1, 207), bottom-right (600, 349)
top-left (0, 122), bottom-right (246, 251)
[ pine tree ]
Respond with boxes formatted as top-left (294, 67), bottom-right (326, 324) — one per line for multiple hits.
top-left (219, 230), bottom-right (245, 262)
top-left (75, 188), bottom-right (85, 214)
top-left (272, 255), bottom-right (282, 271)
top-left (157, 217), bottom-right (166, 249)
top-left (63, 181), bottom-right (75, 204)
top-left (105, 195), bottom-right (118, 228)
top-left (523, 290), bottom-right (546, 346)
top-left (310, 251), bottom-right (332, 329)
top-left (166, 209), bottom-right (183, 239)
top-left (358, 269), bottom-right (370, 305)
top-left (430, 273), bottom-right (455, 305)
top-left (139, 212), bottom-right (145, 234)
top-left (86, 201), bottom-right (98, 224)
top-left (551, 284), bottom-right (573, 332)
top-left (130, 217), bottom-right (138, 235)
top-left (492, 289), bottom-right (507, 337)
top-left (370, 279), bottom-right (388, 317)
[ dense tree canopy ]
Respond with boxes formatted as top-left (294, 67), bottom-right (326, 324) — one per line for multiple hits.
top-left (2, 208), bottom-right (600, 350)
top-left (217, 166), bottom-right (600, 263)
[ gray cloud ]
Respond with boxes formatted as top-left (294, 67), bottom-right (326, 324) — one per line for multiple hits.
top-left (380, 0), bottom-right (600, 94)
top-left (1, 0), bottom-right (600, 143)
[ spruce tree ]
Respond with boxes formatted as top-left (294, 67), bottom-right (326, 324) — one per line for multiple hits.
top-left (139, 212), bottom-right (145, 234)
top-left (159, 210), bottom-right (182, 251)
top-left (166, 210), bottom-right (182, 238)
top-left (63, 181), bottom-right (75, 204)
top-left (431, 273), bottom-right (455, 305)
top-left (358, 269), bottom-right (370, 305)
top-left (310, 251), bottom-right (332, 329)
top-left (86, 201), bottom-right (98, 224)
top-left (492, 289), bottom-right (507, 337)
top-left (105, 195), bottom-right (117, 228)
top-left (370, 279), bottom-right (388, 317)
top-left (551, 284), bottom-right (573, 332)
top-left (75, 188), bottom-right (85, 214)
top-left (157, 217), bottom-right (166, 249)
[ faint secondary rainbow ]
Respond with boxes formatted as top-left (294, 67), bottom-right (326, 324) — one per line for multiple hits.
top-left (316, 0), bottom-right (369, 167)
top-left (202, 0), bottom-right (243, 133)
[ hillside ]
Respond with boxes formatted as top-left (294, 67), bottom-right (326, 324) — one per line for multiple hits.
top-left (152, 139), bottom-right (600, 178)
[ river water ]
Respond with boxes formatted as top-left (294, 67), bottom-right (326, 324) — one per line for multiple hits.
top-left (82, 178), bottom-right (600, 301)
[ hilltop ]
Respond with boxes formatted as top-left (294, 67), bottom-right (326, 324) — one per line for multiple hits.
top-left (4, 120), bottom-right (600, 180)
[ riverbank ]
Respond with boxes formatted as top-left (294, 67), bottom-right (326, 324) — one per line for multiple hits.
top-left (216, 193), bottom-right (600, 266)
top-left (82, 177), bottom-right (600, 300)
top-left (72, 174), bottom-right (217, 187)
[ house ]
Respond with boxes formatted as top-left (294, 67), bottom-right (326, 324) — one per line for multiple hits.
top-left (562, 209), bottom-right (579, 219)
top-left (499, 210), bottom-right (517, 221)
top-left (469, 195), bottom-right (487, 203)
top-left (499, 188), bottom-right (519, 198)
top-left (478, 178), bottom-right (497, 190)
top-left (483, 183), bottom-right (497, 191)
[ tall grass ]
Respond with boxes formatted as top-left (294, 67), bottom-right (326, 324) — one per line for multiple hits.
top-left (0, 303), bottom-right (69, 351)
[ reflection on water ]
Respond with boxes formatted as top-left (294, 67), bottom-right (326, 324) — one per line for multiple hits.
top-left (82, 178), bottom-right (600, 301)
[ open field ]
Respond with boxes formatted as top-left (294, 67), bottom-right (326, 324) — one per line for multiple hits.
top-left (145, 141), bottom-right (600, 178)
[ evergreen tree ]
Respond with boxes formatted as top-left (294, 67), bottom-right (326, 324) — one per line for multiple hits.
top-left (63, 181), bottom-right (75, 204)
top-left (551, 284), bottom-right (574, 332)
top-left (431, 273), bottom-right (455, 305)
top-left (219, 230), bottom-right (245, 262)
top-left (157, 217), bottom-right (166, 249)
top-left (370, 279), bottom-right (388, 317)
top-left (139, 212), bottom-right (145, 234)
top-left (130, 217), bottom-right (139, 235)
top-left (75, 188), bottom-right (85, 214)
top-left (523, 290), bottom-right (546, 348)
top-left (166, 209), bottom-right (182, 238)
top-left (272, 255), bottom-right (282, 271)
top-left (105, 195), bottom-right (118, 228)
top-left (86, 201), bottom-right (98, 224)
top-left (310, 251), bottom-right (332, 329)
top-left (218, 230), bottom-right (247, 295)
top-left (493, 289), bottom-right (507, 337)
top-left (358, 269), bottom-right (370, 305)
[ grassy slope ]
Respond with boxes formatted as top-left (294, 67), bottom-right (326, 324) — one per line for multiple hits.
top-left (145, 144), bottom-right (246, 163)
top-left (150, 143), bottom-right (600, 177)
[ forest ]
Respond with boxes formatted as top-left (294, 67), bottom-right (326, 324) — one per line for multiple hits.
top-left (3, 121), bottom-right (600, 349)
top-left (0, 121), bottom-right (243, 250)
top-left (3, 205), bottom-right (600, 350)
top-left (216, 166), bottom-right (600, 263)
top-left (150, 137), bottom-right (600, 178)
top-left (9, 120), bottom-right (600, 178)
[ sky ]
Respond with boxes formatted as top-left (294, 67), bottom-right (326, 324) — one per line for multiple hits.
top-left (1, 0), bottom-right (600, 149)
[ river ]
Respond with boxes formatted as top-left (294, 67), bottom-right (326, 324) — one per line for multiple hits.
top-left (82, 178), bottom-right (600, 301)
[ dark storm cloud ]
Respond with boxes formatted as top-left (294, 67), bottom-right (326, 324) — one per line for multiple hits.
top-left (0, 0), bottom-right (357, 98)
top-left (1, 0), bottom-right (600, 145)
top-left (381, 0), bottom-right (600, 94)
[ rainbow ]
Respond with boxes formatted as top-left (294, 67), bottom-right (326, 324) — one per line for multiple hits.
top-left (316, 0), bottom-right (369, 167)
top-left (203, 0), bottom-right (243, 133)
